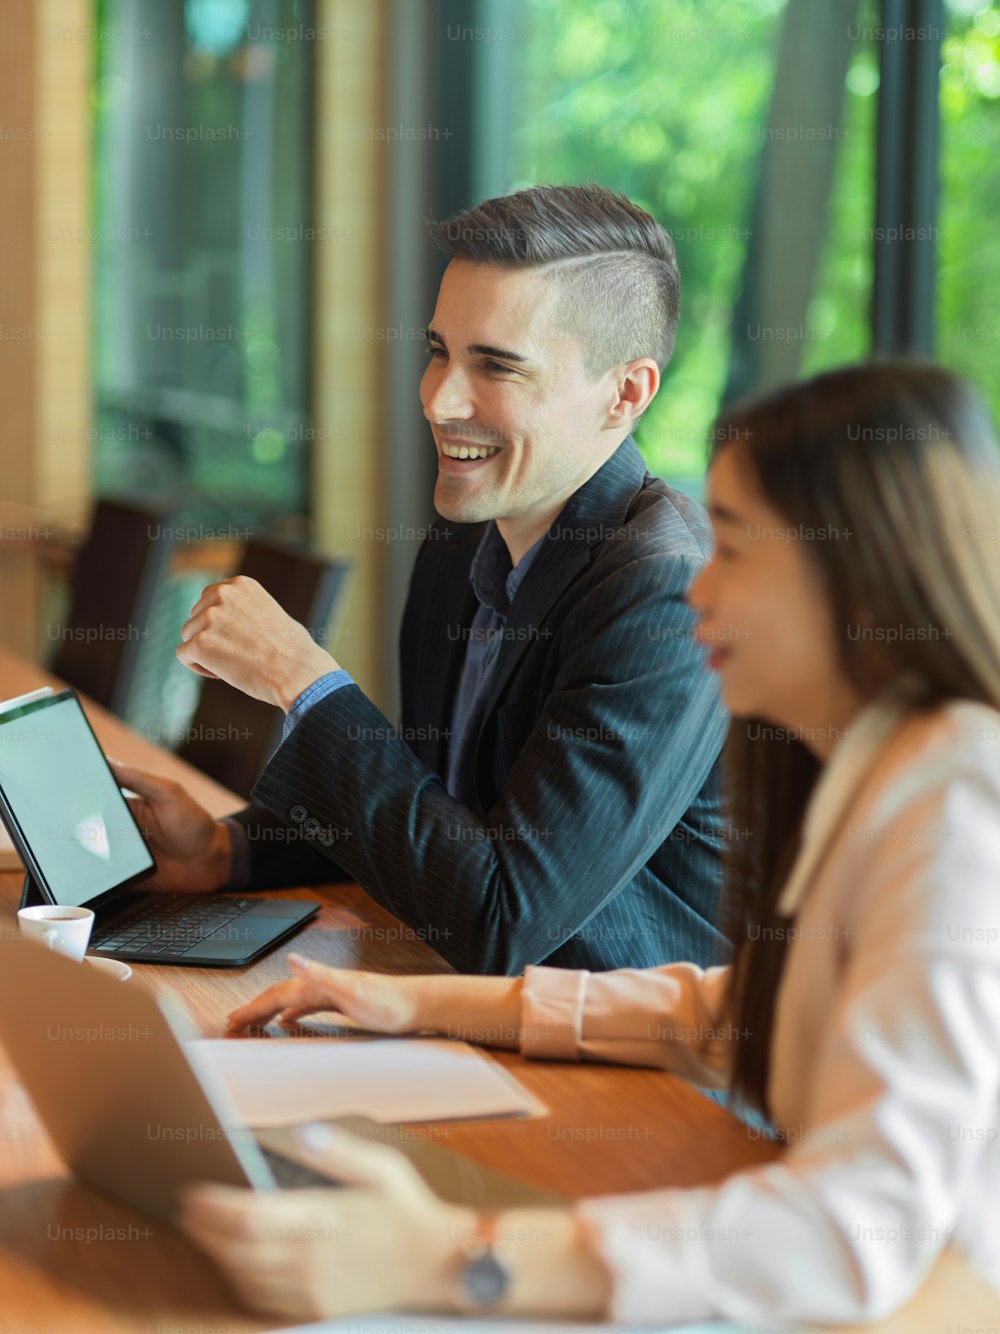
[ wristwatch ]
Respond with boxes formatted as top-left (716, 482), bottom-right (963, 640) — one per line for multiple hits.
top-left (455, 1213), bottom-right (512, 1311)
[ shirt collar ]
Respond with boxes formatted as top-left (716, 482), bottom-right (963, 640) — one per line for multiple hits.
top-left (775, 677), bottom-right (924, 918)
top-left (468, 521), bottom-right (547, 617)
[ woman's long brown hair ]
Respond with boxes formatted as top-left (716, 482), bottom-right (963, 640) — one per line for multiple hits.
top-left (713, 363), bottom-right (1000, 1118)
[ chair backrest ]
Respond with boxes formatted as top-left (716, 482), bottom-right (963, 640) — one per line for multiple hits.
top-left (51, 499), bottom-right (176, 716)
top-left (177, 539), bottom-right (349, 798)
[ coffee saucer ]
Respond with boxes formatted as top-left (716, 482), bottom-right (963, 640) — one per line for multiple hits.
top-left (85, 956), bottom-right (133, 982)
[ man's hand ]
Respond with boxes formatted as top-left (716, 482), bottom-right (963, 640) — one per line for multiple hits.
top-left (110, 760), bottom-right (231, 893)
top-left (227, 954), bottom-right (428, 1033)
top-left (177, 576), bottom-right (337, 710)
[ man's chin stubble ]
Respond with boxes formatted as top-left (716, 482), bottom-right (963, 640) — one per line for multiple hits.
top-left (434, 480), bottom-right (498, 526)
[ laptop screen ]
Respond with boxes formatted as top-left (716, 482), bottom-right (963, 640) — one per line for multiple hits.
top-left (0, 690), bottom-right (154, 907)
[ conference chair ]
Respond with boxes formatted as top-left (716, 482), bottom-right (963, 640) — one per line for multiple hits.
top-left (51, 498), bottom-right (177, 717)
top-left (177, 538), bottom-right (349, 797)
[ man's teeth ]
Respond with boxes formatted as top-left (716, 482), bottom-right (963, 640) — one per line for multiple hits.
top-left (441, 443), bottom-right (499, 460)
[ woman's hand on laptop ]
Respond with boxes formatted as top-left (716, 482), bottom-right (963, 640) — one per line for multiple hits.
top-left (109, 760), bottom-right (231, 893)
top-left (227, 953), bottom-right (524, 1048)
top-left (181, 1125), bottom-right (472, 1319)
top-left (227, 954), bottom-right (425, 1034)
top-left (180, 1123), bottom-right (606, 1321)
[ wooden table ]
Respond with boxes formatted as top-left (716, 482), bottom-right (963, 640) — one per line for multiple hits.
top-left (0, 647), bottom-right (995, 1332)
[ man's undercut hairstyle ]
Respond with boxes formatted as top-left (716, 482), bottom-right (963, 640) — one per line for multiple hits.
top-left (431, 184), bottom-right (681, 378)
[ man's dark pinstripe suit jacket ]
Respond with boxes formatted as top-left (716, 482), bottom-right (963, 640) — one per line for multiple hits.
top-left (232, 437), bottom-right (731, 976)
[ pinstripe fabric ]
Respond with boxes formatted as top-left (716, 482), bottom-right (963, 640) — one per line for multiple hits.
top-left (241, 438), bottom-right (730, 975)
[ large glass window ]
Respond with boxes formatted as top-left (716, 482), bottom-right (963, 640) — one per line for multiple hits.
top-left (92, 0), bottom-right (315, 533)
top-left (938, 0), bottom-right (1000, 424)
top-left (508, 0), bottom-right (998, 488)
top-left (510, 0), bottom-right (789, 489)
top-left (799, 3), bottom-right (878, 379)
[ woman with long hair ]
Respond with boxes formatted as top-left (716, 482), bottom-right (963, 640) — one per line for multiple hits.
top-left (182, 362), bottom-right (1000, 1327)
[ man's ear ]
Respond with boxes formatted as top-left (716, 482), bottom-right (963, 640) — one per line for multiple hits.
top-left (605, 359), bottom-right (660, 429)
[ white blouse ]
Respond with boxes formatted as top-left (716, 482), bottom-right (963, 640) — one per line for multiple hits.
top-left (519, 697), bottom-right (1000, 1325)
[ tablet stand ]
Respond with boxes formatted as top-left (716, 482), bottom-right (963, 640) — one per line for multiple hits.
top-left (19, 874), bottom-right (48, 910)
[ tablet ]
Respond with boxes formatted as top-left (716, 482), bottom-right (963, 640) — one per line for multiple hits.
top-left (0, 688), bottom-right (155, 908)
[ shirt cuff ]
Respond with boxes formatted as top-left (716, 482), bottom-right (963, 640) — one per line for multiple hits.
top-left (574, 1188), bottom-right (719, 1325)
top-left (282, 669), bottom-right (353, 740)
top-left (222, 817), bottom-right (251, 890)
top-left (520, 965), bottom-right (589, 1061)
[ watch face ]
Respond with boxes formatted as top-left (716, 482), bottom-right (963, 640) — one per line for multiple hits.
top-left (461, 1250), bottom-right (510, 1308)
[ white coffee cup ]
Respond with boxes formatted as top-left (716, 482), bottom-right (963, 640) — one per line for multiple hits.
top-left (18, 905), bottom-right (95, 962)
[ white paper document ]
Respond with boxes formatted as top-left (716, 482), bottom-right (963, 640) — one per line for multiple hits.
top-left (190, 1037), bottom-right (544, 1128)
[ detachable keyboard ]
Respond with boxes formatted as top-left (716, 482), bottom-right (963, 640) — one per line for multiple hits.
top-left (91, 894), bottom-right (265, 961)
top-left (85, 889), bottom-right (319, 967)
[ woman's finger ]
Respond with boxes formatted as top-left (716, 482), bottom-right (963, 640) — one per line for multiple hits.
top-left (226, 980), bottom-right (316, 1029)
top-left (291, 1123), bottom-right (422, 1195)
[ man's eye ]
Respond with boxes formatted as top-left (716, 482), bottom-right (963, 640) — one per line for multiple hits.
top-left (484, 360), bottom-right (515, 374)
top-left (427, 345), bottom-right (446, 359)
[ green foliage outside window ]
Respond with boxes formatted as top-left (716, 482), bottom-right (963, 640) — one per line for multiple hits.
top-left (511, 0), bottom-right (1000, 485)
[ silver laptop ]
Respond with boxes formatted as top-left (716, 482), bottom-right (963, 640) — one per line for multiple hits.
top-left (0, 939), bottom-right (558, 1225)
top-left (0, 937), bottom-right (326, 1221)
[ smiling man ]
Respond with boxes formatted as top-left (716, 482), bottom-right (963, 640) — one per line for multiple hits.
top-left (118, 184), bottom-right (730, 975)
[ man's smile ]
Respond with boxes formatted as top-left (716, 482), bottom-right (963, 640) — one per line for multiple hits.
top-left (438, 439), bottom-right (501, 461)
top-left (434, 430), bottom-right (504, 473)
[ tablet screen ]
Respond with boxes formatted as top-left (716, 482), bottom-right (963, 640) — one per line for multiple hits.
top-left (0, 691), bottom-right (154, 907)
